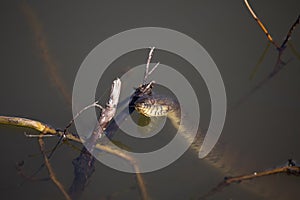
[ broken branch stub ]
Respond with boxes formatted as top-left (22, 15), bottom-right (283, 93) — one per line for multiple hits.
top-left (86, 78), bottom-right (122, 152)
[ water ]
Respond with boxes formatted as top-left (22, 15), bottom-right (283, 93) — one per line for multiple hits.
top-left (0, 0), bottom-right (300, 199)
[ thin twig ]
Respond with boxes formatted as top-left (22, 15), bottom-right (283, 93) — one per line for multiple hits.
top-left (244, 0), bottom-right (299, 72)
top-left (244, 0), bottom-right (279, 49)
top-left (143, 47), bottom-right (156, 83)
top-left (235, 1), bottom-right (300, 111)
top-left (38, 134), bottom-right (72, 200)
top-left (24, 132), bottom-right (55, 138)
top-left (249, 42), bottom-right (271, 80)
top-left (148, 62), bottom-right (160, 77)
top-left (46, 101), bottom-right (103, 162)
top-left (280, 15), bottom-right (300, 49)
top-left (200, 159), bottom-right (300, 200)
top-left (16, 160), bottom-right (50, 182)
top-left (64, 101), bottom-right (103, 134)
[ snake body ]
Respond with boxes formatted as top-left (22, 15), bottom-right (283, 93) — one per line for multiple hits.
top-left (134, 94), bottom-right (272, 199)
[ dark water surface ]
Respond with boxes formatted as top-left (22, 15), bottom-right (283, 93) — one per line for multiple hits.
top-left (0, 0), bottom-right (300, 199)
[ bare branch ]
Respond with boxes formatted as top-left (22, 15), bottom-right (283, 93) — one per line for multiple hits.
top-left (281, 15), bottom-right (300, 49)
top-left (200, 159), bottom-right (300, 199)
top-left (244, 0), bottom-right (279, 49)
top-left (237, 1), bottom-right (299, 110)
top-left (45, 101), bottom-right (104, 162)
top-left (143, 47), bottom-right (157, 83)
top-left (24, 132), bottom-right (55, 138)
top-left (16, 160), bottom-right (50, 182)
top-left (244, 1), bottom-right (299, 53)
top-left (0, 116), bottom-right (57, 134)
top-left (86, 78), bottom-right (121, 151)
top-left (38, 135), bottom-right (71, 200)
top-left (148, 62), bottom-right (160, 77)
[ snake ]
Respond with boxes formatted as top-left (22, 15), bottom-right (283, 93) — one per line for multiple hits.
top-left (134, 94), bottom-right (226, 166)
top-left (134, 94), bottom-right (274, 199)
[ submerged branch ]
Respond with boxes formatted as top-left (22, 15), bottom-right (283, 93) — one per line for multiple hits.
top-left (38, 135), bottom-right (71, 200)
top-left (0, 79), bottom-right (149, 200)
top-left (0, 114), bottom-right (149, 200)
top-left (20, 2), bottom-right (72, 105)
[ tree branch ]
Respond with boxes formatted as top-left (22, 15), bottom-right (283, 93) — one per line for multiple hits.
top-left (200, 159), bottom-right (300, 199)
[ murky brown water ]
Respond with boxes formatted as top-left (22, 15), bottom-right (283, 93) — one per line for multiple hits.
top-left (0, 0), bottom-right (300, 199)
